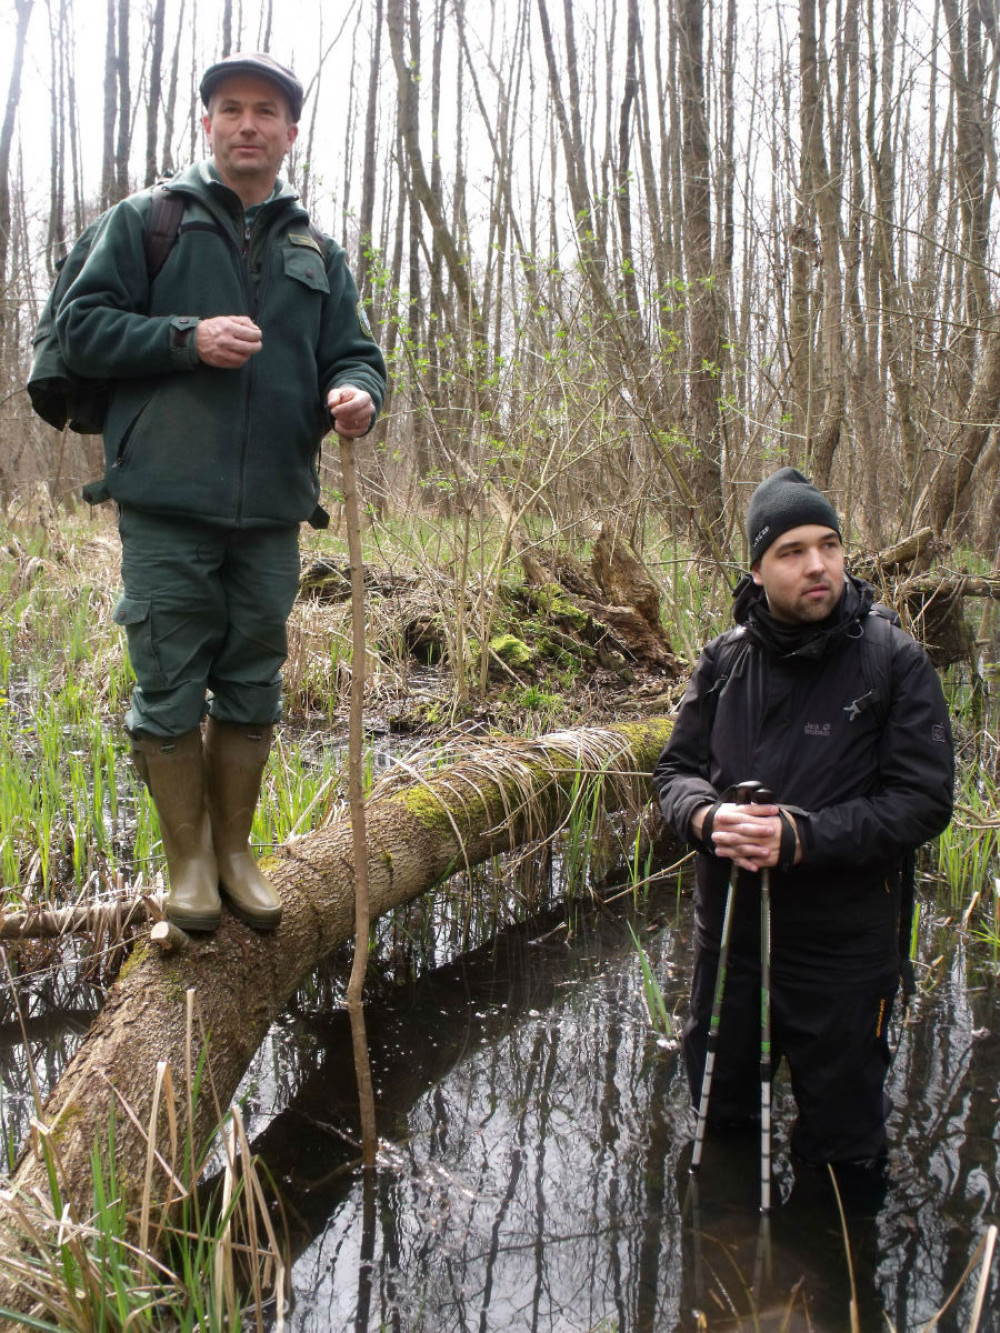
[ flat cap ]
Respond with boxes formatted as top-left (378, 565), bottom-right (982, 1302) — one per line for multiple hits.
top-left (200, 52), bottom-right (304, 122)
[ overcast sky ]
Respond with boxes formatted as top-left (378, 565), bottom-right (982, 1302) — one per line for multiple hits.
top-left (2, 0), bottom-right (366, 217)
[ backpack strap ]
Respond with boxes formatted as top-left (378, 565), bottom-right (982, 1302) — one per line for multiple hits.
top-left (144, 183), bottom-right (186, 280)
top-left (308, 220), bottom-right (330, 258)
top-left (846, 604), bottom-right (897, 729)
top-left (697, 627), bottom-right (752, 779)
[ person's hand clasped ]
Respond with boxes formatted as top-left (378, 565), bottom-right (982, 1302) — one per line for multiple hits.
top-left (196, 315), bottom-right (262, 367)
top-left (695, 800), bottom-right (784, 872)
top-left (328, 385), bottom-right (375, 438)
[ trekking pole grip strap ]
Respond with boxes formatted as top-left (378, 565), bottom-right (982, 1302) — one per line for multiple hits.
top-left (777, 808), bottom-right (800, 869)
top-left (698, 802), bottom-right (723, 854)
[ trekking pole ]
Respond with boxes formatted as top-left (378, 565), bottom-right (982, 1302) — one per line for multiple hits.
top-left (756, 787), bottom-right (775, 1217)
top-left (690, 779), bottom-right (762, 1174)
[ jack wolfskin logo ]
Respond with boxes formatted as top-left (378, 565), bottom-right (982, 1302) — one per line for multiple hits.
top-left (804, 721), bottom-right (831, 738)
top-left (932, 723), bottom-right (947, 743)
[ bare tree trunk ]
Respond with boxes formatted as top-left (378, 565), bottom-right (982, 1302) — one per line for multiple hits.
top-left (535, 0), bottom-right (600, 277)
top-left (100, 0), bottom-right (116, 207)
top-left (934, 0), bottom-right (999, 533)
top-left (45, 0), bottom-right (66, 277)
top-left (0, 0), bottom-right (33, 291)
top-left (144, 0), bottom-right (166, 187)
top-left (386, 0), bottom-right (484, 341)
top-left (114, 0), bottom-right (131, 201)
top-left (221, 0), bottom-right (233, 58)
top-left (160, 0), bottom-right (185, 177)
top-left (357, 0), bottom-right (383, 300)
top-left (0, 721), bottom-right (672, 1299)
top-left (925, 320), bottom-right (1000, 535)
top-left (257, 0), bottom-right (273, 51)
top-left (798, 0), bottom-right (845, 490)
top-left (615, 0), bottom-right (641, 319)
top-left (676, 0), bottom-right (724, 539)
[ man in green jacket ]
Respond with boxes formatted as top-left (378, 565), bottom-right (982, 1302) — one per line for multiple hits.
top-left (56, 52), bottom-right (388, 934)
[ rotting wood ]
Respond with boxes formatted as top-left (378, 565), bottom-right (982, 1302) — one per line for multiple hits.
top-left (849, 528), bottom-right (989, 670)
top-left (899, 575), bottom-right (1000, 599)
top-left (299, 558), bottom-right (418, 603)
top-left (0, 893), bottom-right (163, 940)
top-left (851, 526), bottom-right (938, 577)
top-left (0, 719), bottom-right (673, 1311)
top-left (591, 523), bottom-right (668, 639)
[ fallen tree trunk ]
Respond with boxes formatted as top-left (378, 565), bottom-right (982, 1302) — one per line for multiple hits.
top-left (0, 720), bottom-right (672, 1285)
top-left (851, 526), bottom-right (938, 580)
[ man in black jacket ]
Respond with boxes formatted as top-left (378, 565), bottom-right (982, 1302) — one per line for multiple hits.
top-left (654, 468), bottom-right (954, 1172)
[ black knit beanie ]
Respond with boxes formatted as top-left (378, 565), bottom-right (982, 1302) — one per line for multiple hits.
top-left (745, 467), bottom-right (841, 564)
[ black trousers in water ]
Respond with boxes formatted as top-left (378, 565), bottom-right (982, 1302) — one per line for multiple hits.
top-left (682, 945), bottom-right (898, 1166)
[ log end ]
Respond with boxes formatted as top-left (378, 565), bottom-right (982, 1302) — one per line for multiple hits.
top-left (149, 919), bottom-right (191, 953)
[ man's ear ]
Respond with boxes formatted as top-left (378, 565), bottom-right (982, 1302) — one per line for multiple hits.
top-left (751, 561), bottom-right (763, 587)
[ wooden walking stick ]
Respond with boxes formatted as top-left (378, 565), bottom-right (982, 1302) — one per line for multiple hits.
top-left (338, 429), bottom-right (378, 1168)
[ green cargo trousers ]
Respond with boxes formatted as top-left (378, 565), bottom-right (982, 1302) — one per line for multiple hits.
top-left (113, 506), bottom-right (301, 737)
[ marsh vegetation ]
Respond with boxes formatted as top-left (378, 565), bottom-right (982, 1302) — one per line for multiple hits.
top-left (3, 0), bottom-right (1000, 1323)
top-left (0, 509), bottom-right (996, 1330)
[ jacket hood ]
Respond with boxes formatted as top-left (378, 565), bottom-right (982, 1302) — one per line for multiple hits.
top-left (732, 571), bottom-right (875, 660)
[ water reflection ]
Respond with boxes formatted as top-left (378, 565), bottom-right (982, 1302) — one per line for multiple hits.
top-left (229, 889), bottom-right (997, 1332)
top-left (2, 879), bottom-right (996, 1330)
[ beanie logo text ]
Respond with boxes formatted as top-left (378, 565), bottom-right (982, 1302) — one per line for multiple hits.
top-left (752, 524), bottom-right (770, 550)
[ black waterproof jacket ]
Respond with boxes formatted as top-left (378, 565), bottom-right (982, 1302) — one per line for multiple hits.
top-left (654, 576), bottom-right (954, 985)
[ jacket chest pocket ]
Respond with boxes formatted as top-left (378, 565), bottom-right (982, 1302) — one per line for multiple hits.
top-left (281, 245), bottom-right (330, 294)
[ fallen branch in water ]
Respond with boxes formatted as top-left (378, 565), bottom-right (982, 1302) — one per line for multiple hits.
top-left (0, 893), bottom-right (163, 940)
top-left (0, 717), bottom-right (673, 1316)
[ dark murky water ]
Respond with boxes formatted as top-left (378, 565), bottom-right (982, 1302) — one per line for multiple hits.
top-left (2, 873), bottom-right (997, 1331)
top-left (231, 878), bottom-right (999, 1332)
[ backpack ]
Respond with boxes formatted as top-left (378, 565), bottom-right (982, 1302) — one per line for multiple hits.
top-left (27, 183), bottom-right (185, 435)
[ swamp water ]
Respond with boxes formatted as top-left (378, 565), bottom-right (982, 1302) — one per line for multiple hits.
top-left (1, 868), bottom-right (997, 1331)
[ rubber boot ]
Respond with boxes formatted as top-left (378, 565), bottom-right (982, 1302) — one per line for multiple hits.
top-left (204, 719), bottom-right (283, 929)
top-left (129, 728), bottom-right (221, 932)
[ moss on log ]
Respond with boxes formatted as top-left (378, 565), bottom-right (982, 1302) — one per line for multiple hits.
top-left (0, 719), bottom-right (673, 1290)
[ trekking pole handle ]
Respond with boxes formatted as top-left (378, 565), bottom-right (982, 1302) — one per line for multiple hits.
top-left (730, 779), bottom-right (763, 805)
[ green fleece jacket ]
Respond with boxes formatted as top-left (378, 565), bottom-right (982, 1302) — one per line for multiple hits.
top-left (55, 162), bottom-right (387, 529)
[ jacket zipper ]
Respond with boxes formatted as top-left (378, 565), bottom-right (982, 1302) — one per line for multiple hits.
top-left (234, 201), bottom-right (290, 525)
top-left (233, 204), bottom-right (254, 527)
